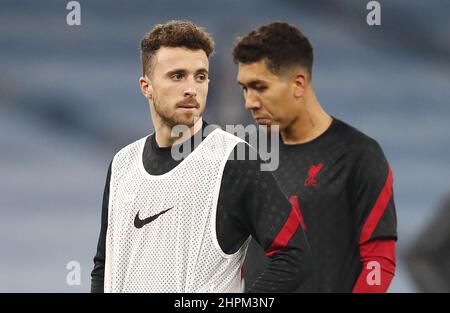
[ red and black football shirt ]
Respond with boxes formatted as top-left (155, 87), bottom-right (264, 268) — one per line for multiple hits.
top-left (243, 117), bottom-right (397, 292)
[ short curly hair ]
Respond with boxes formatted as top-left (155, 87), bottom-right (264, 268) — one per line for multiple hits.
top-left (232, 22), bottom-right (313, 77)
top-left (140, 20), bottom-right (215, 75)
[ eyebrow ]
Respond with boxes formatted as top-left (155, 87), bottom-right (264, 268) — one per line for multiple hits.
top-left (166, 69), bottom-right (187, 76)
top-left (238, 80), bottom-right (267, 87)
top-left (166, 68), bottom-right (209, 76)
top-left (195, 68), bottom-right (208, 75)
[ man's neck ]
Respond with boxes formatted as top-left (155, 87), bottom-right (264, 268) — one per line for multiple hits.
top-left (154, 117), bottom-right (204, 148)
top-left (280, 94), bottom-right (332, 145)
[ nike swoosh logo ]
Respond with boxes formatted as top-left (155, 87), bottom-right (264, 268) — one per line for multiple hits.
top-left (134, 207), bottom-right (173, 229)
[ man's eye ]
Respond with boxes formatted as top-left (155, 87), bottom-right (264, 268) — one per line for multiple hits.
top-left (241, 86), bottom-right (248, 93)
top-left (196, 74), bottom-right (207, 82)
top-left (171, 73), bottom-right (183, 80)
top-left (254, 86), bottom-right (267, 92)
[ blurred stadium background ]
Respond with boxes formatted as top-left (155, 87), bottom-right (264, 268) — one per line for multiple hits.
top-left (1, 0), bottom-right (449, 292)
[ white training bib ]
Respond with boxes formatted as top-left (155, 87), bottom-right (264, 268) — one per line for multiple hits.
top-left (104, 129), bottom-right (249, 292)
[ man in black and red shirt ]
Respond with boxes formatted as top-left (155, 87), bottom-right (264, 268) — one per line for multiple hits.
top-left (233, 22), bottom-right (397, 292)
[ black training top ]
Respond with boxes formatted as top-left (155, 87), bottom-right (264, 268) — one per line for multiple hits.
top-left (244, 117), bottom-right (397, 292)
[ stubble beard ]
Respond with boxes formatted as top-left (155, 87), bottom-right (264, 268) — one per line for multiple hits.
top-left (152, 96), bottom-right (199, 129)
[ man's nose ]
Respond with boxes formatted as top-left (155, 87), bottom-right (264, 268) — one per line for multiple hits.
top-left (244, 93), bottom-right (261, 110)
top-left (184, 79), bottom-right (197, 97)
top-left (184, 88), bottom-right (197, 97)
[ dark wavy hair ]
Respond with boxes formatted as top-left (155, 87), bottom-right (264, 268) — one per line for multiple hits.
top-left (233, 22), bottom-right (313, 77)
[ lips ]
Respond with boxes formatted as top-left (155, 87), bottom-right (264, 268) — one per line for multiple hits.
top-left (177, 104), bottom-right (198, 109)
top-left (254, 116), bottom-right (271, 123)
top-left (176, 100), bottom-right (199, 109)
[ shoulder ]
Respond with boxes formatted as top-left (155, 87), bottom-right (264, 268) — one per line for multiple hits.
top-left (333, 120), bottom-right (391, 185)
top-left (209, 127), bottom-right (246, 145)
top-left (111, 135), bottom-right (150, 165)
top-left (333, 118), bottom-right (386, 160)
top-left (203, 127), bottom-right (252, 158)
top-left (207, 128), bottom-right (263, 175)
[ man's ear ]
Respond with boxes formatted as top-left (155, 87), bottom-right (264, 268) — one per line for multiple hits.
top-left (292, 71), bottom-right (308, 98)
top-left (139, 75), bottom-right (153, 99)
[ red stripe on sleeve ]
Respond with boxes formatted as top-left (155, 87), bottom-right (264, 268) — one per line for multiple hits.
top-left (359, 167), bottom-right (393, 245)
top-left (265, 199), bottom-right (301, 258)
top-left (353, 239), bottom-right (396, 293)
top-left (289, 195), bottom-right (306, 231)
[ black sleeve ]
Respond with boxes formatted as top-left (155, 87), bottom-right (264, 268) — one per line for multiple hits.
top-left (349, 139), bottom-right (397, 244)
top-left (90, 161), bottom-right (111, 293)
top-left (216, 143), bottom-right (312, 293)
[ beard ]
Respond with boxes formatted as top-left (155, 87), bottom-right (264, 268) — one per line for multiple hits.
top-left (152, 94), bottom-right (202, 128)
